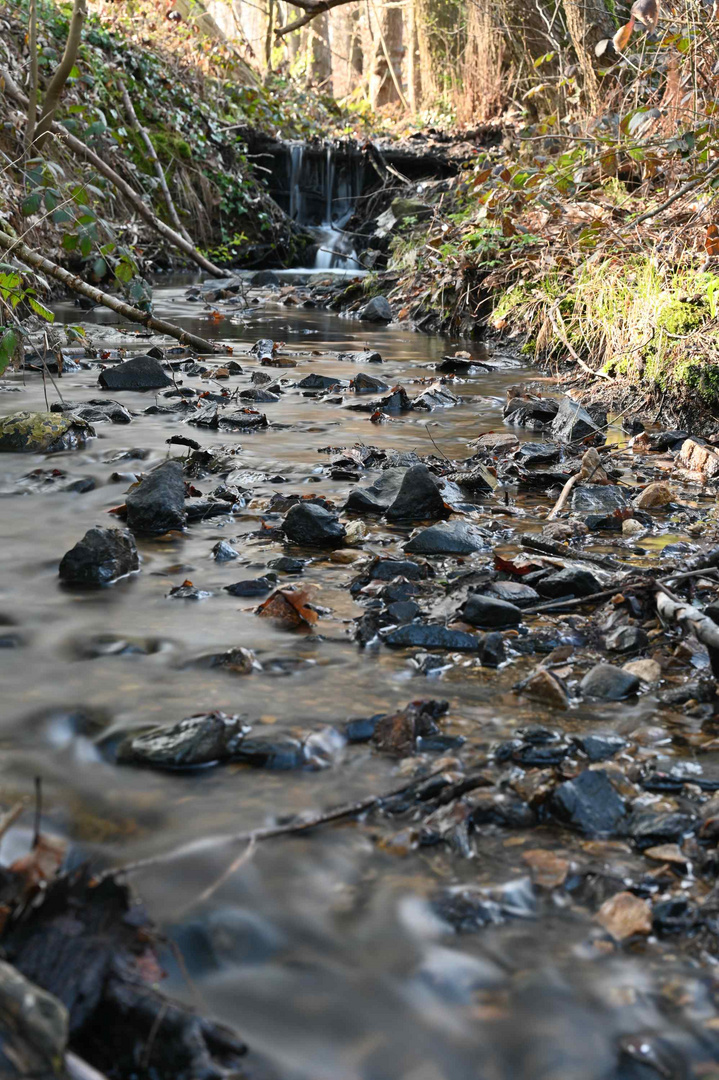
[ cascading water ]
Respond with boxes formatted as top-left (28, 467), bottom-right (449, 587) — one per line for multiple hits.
top-left (284, 141), bottom-right (361, 271)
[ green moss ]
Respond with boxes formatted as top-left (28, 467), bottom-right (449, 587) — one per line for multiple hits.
top-left (150, 130), bottom-right (192, 163)
top-left (656, 296), bottom-right (706, 336)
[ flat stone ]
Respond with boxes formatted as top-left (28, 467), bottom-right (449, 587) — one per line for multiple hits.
top-left (461, 594), bottom-right (522, 629)
top-left (571, 484), bottom-right (631, 513)
top-left (551, 769), bottom-right (626, 835)
top-left (551, 397), bottom-right (605, 443)
top-left (515, 442), bottom-right (561, 465)
top-left (336, 350), bottom-right (383, 364)
top-left (120, 711), bottom-right (246, 768)
top-left (282, 502), bottom-right (346, 547)
top-left (351, 372), bottom-right (389, 393)
top-left (606, 625), bottom-right (649, 653)
top-left (369, 558), bottom-right (429, 581)
top-left (384, 623), bottom-right (480, 651)
top-left (297, 373), bottom-right (344, 391)
top-left (580, 662), bottom-right (640, 700)
top-left (486, 580), bottom-right (540, 607)
top-left (225, 577), bottom-right (275, 597)
top-left (385, 465), bottom-right (449, 522)
top-left (99, 354), bottom-right (173, 391)
top-left (623, 658), bottom-right (662, 684)
top-left (126, 460), bottom-right (186, 535)
top-left (536, 567), bottom-right (601, 599)
top-left (503, 396), bottom-right (559, 428)
top-left (572, 733), bottom-right (626, 762)
top-left (59, 527), bottom-right (139, 587)
top-left (404, 520), bottom-right (488, 555)
top-left (412, 383), bottom-right (462, 410)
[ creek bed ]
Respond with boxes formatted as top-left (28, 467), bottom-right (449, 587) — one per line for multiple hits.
top-left (1, 282), bottom-right (717, 1080)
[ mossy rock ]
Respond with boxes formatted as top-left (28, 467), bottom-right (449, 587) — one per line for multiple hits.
top-left (0, 411), bottom-right (95, 453)
top-left (390, 197), bottom-right (432, 222)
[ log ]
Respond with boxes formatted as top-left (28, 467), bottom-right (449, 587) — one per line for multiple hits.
top-left (1, 68), bottom-right (227, 278)
top-left (0, 229), bottom-right (222, 354)
top-left (656, 591), bottom-right (719, 676)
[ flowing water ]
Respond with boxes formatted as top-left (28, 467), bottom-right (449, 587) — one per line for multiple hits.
top-left (285, 143), bottom-right (362, 271)
top-left (1, 284), bottom-right (717, 1080)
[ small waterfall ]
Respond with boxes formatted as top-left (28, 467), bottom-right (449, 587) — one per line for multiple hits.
top-left (284, 141), bottom-right (360, 271)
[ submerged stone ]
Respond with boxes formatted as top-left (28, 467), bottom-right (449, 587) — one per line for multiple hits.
top-left (404, 520), bottom-right (488, 555)
top-left (126, 460), bottom-right (186, 535)
top-left (551, 769), bottom-right (626, 835)
top-left (384, 623), bottom-right (480, 651)
top-left (99, 355), bottom-right (173, 391)
top-left (580, 663), bottom-right (640, 700)
top-left (59, 527), bottom-right (139, 587)
top-left (0, 411), bottom-right (94, 453)
top-left (119, 711), bottom-right (247, 768)
top-left (282, 502), bottom-right (346, 547)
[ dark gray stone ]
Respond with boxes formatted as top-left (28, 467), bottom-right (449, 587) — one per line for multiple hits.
top-left (404, 520), bottom-right (488, 555)
top-left (359, 295), bottom-right (393, 322)
top-left (212, 540), bottom-right (238, 561)
top-left (461, 594), bottom-right (522, 629)
top-left (283, 502), bottom-right (346, 547)
top-left (536, 567), bottom-right (601, 599)
top-left (369, 558), bottom-right (429, 581)
top-left (486, 580), bottom-right (540, 607)
top-left (515, 442), bottom-right (561, 465)
top-left (119, 711), bottom-right (246, 768)
top-left (551, 769), bottom-right (626, 835)
top-left (99, 355), bottom-right (173, 391)
top-left (224, 577), bottom-right (275, 597)
top-left (571, 484), bottom-right (631, 513)
top-left (126, 460), bottom-right (186, 535)
top-left (386, 465), bottom-right (449, 522)
top-left (336, 350), bottom-right (383, 364)
top-left (252, 270), bottom-right (281, 286)
top-left (572, 733), bottom-right (626, 762)
top-left (580, 662), bottom-right (640, 700)
top-left (627, 810), bottom-right (697, 849)
top-left (297, 373), bottom-right (345, 391)
top-left (477, 631), bottom-right (506, 667)
top-left (351, 372), bottom-right (389, 392)
top-left (551, 397), bottom-right (605, 443)
top-left (239, 388), bottom-right (280, 403)
top-left (346, 468), bottom-right (406, 514)
top-left (387, 600), bottom-right (420, 623)
top-left (605, 625), bottom-right (649, 653)
top-left (59, 527), bottom-right (139, 586)
top-left (384, 623), bottom-right (480, 650)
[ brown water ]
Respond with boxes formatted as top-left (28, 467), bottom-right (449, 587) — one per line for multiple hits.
top-left (1, 284), bottom-right (716, 1080)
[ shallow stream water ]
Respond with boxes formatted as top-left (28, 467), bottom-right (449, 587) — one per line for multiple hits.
top-left (1, 282), bottom-right (717, 1080)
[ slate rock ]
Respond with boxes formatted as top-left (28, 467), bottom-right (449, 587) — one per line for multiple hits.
top-left (387, 600), bottom-right (420, 623)
top-left (477, 631), bottom-right (506, 667)
top-left (359, 295), bottom-right (393, 322)
top-left (412, 384), bottom-right (461, 410)
top-left (99, 355), bottom-right (173, 391)
top-left (119, 711), bottom-right (246, 768)
top-left (652, 899), bottom-right (698, 935)
top-left (369, 558), bottom-right (429, 581)
top-left (283, 502), bottom-right (346, 547)
top-left (536, 567), bottom-right (601, 599)
top-left (405, 520), bottom-right (488, 555)
top-left (239, 388), bottom-right (280, 403)
top-left (605, 625), bottom-right (649, 653)
top-left (297, 373), bottom-right (344, 391)
top-left (571, 484), bottom-right (631, 513)
top-left (572, 734), bottom-right (626, 762)
top-left (0, 411), bottom-right (94, 453)
top-left (384, 624), bottom-right (480, 651)
top-left (59, 527), bottom-right (139, 587)
top-left (485, 580), bottom-right (540, 607)
top-left (515, 442), bottom-right (561, 465)
top-left (580, 662), bottom-right (640, 700)
top-left (212, 540), bottom-right (238, 561)
top-left (268, 556), bottom-right (305, 573)
top-left (252, 270), bottom-right (280, 286)
top-left (503, 397), bottom-right (559, 428)
top-left (461, 594), bottom-right (522, 629)
top-left (551, 769), bottom-right (626, 835)
top-left (551, 397), bottom-right (605, 443)
top-left (385, 465), bottom-right (449, 522)
top-left (126, 460), bottom-right (186, 535)
top-left (224, 577), bottom-right (275, 597)
top-left (351, 372), bottom-right (389, 393)
top-left (336, 350), bottom-right (383, 364)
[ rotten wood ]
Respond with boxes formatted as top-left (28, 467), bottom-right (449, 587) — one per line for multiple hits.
top-left (656, 591), bottom-right (719, 675)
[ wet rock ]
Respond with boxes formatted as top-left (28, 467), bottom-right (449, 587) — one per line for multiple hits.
top-left (282, 502), bottom-right (346, 547)
top-left (99, 355), bottom-right (173, 391)
top-left (346, 468), bottom-right (406, 513)
top-left (186, 499), bottom-right (233, 522)
top-left (371, 699), bottom-right (448, 756)
top-left (359, 295), bottom-right (393, 322)
top-left (239, 387), bottom-right (280, 403)
top-left (206, 647), bottom-right (257, 674)
top-left (519, 668), bottom-right (569, 710)
top-left (250, 338), bottom-right (275, 360)
top-left (119, 711), bottom-right (247, 768)
top-left (350, 372), bottom-right (389, 393)
top-left (433, 878), bottom-right (537, 932)
top-left (0, 959), bottom-right (68, 1077)
top-left (0, 411), bottom-right (94, 453)
top-left (597, 891), bottom-right (652, 941)
top-left (224, 577), bottom-right (275, 597)
top-left (649, 429), bottom-right (688, 452)
top-left (385, 465), bottom-right (449, 522)
top-left (218, 409), bottom-right (269, 432)
top-left (59, 527), bottom-right (139, 587)
top-left (551, 769), bottom-right (626, 835)
top-left (461, 594), bottom-right (522, 629)
top-left (297, 373), bottom-right (344, 391)
top-left (268, 556), bottom-right (305, 574)
top-left (169, 582), bottom-right (211, 600)
top-left (536, 567), bottom-right (601, 599)
top-left (448, 463), bottom-right (496, 494)
top-left (336, 350), bottom-right (383, 364)
top-left (634, 481), bottom-right (673, 509)
top-left (252, 269), bottom-right (280, 286)
top-left (387, 600), bottom-right (420, 622)
top-left (65, 477), bottom-right (97, 494)
top-left (605, 625), bottom-right (649, 653)
top-left (571, 484), bottom-right (631, 513)
top-left (477, 631), bottom-right (506, 667)
top-left (678, 437), bottom-right (719, 479)
top-left (515, 442), bottom-right (561, 465)
top-left (473, 432), bottom-right (519, 452)
top-left (212, 540), bottom-right (237, 561)
top-left (627, 810), bottom-right (697, 849)
top-left (126, 460), bottom-right (186, 535)
top-left (404, 520), bottom-right (488, 555)
top-left (551, 397), bottom-right (605, 443)
top-left (384, 623), bottom-right (480, 651)
top-left (652, 898), bottom-right (698, 935)
top-left (369, 558), bottom-right (431, 582)
top-left (572, 734), bottom-right (626, 762)
top-left (503, 396), bottom-right (559, 428)
top-left (485, 580), bottom-right (540, 607)
top-left (623, 658), bottom-right (662, 684)
top-left (51, 399), bottom-right (133, 425)
top-left (412, 383), bottom-right (462, 410)
top-left (580, 663), bottom-right (640, 700)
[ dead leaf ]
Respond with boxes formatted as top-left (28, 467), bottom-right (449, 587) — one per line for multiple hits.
top-left (11, 834), bottom-right (67, 892)
top-left (613, 19), bottom-right (635, 51)
top-left (597, 890), bottom-right (652, 940)
top-left (706, 224), bottom-right (719, 257)
top-left (522, 849), bottom-right (569, 888)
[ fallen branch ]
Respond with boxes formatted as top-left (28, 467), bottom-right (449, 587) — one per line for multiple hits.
top-left (119, 81), bottom-right (193, 245)
top-left (549, 305), bottom-right (612, 380)
top-left (546, 473), bottom-right (580, 521)
top-left (0, 229), bottom-right (222, 354)
top-left (522, 534), bottom-right (629, 571)
top-left (1, 68), bottom-right (226, 278)
top-left (657, 591), bottom-right (719, 675)
top-left (631, 157), bottom-right (719, 228)
top-left (274, 0), bottom-right (355, 35)
top-left (98, 769), bottom-right (444, 882)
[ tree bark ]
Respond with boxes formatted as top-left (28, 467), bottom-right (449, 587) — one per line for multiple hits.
top-left (368, 0), bottom-right (405, 109)
top-left (562, 0), bottom-right (615, 110)
top-left (1, 68), bottom-right (228, 278)
top-left (0, 229), bottom-right (222, 354)
top-left (25, 0), bottom-right (39, 155)
top-left (33, 0), bottom-right (87, 150)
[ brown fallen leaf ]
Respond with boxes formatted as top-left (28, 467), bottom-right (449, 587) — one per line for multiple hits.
top-left (11, 833), bottom-right (67, 893)
top-left (522, 849), bottom-right (569, 888)
top-left (256, 587), bottom-right (319, 627)
top-left (597, 890), bottom-right (652, 941)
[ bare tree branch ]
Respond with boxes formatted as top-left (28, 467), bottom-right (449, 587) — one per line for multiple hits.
top-left (274, 0), bottom-right (357, 38)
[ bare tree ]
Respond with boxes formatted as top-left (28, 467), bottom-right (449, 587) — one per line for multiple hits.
top-left (33, 0), bottom-right (87, 150)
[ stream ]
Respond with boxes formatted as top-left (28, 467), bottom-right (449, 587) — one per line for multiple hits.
top-left (1, 280), bottom-right (718, 1080)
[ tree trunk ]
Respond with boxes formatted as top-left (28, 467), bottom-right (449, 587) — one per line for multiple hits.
top-left (405, 0), bottom-right (418, 113)
top-left (305, 12), bottom-right (332, 87)
top-left (369, 0), bottom-right (404, 109)
top-left (25, 0), bottom-right (39, 155)
top-left (562, 0), bottom-right (615, 110)
top-left (34, 0), bottom-right (87, 150)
